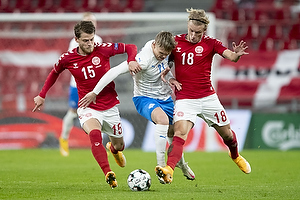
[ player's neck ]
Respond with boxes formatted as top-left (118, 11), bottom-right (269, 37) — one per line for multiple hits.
top-left (77, 47), bottom-right (88, 56)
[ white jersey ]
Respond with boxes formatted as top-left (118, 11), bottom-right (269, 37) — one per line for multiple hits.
top-left (133, 40), bottom-right (174, 100)
top-left (69, 35), bottom-right (103, 87)
top-left (91, 40), bottom-right (175, 101)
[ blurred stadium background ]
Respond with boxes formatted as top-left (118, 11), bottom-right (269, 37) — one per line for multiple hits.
top-left (0, 0), bottom-right (299, 151)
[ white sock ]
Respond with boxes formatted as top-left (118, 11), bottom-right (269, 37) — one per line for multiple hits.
top-left (155, 124), bottom-right (169, 167)
top-left (60, 109), bottom-right (77, 140)
top-left (167, 136), bottom-right (185, 166)
top-left (167, 136), bottom-right (173, 145)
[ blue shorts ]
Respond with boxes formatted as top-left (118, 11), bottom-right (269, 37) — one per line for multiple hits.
top-left (132, 96), bottom-right (174, 125)
top-left (68, 86), bottom-right (79, 109)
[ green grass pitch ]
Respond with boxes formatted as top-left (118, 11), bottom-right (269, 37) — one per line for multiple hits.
top-left (1, 149), bottom-right (299, 200)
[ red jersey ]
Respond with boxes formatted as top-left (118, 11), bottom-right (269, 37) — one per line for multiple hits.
top-left (42, 42), bottom-right (130, 111)
top-left (171, 34), bottom-right (227, 100)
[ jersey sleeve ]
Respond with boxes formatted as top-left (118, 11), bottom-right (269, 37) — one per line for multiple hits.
top-left (38, 69), bottom-right (60, 98)
top-left (136, 52), bottom-right (150, 70)
top-left (214, 39), bottom-right (228, 56)
top-left (92, 61), bottom-right (129, 95)
top-left (98, 42), bottom-right (137, 63)
top-left (39, 53), bottom-right (67, 98)
top-left (135, 42), bottom-right (152, 70)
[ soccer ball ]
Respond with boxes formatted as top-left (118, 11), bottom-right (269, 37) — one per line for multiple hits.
top-left (127, 169), bottom-right (151, 191)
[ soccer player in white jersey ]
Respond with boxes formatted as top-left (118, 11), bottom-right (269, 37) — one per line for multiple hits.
top-left (79, 31), bottom-right (196, 181)
top-left (59, 12), bottom-right (103, 157)
top-left (155, 8), bottom-right (252, 184)
top-left (33, 21), bottom-right (140, 188)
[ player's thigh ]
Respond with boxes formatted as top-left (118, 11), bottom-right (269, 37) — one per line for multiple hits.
top-left (200, 94), bottom-right (230, 127)
top-left (77, 107), bottom-right (102, 134)
top-left (151, 107), bottom-right (169, 125)
top-left (82, 118), bottom-right (102, 134)
top-left (173, 99), bottom-right (199, 125)
top-left (173, 120), bottom-right (194, 140)
top-left (101, 106), bottom-right (123, 139)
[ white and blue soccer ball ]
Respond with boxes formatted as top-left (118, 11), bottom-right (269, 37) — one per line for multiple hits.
top-left (127, 169), bottom-right (151, 191)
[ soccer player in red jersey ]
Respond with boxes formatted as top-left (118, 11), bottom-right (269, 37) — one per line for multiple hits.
top-left (156, 8), bottom-right (251, 184)
top-left (32, 21), bottom-right (140, 189)
top-left (59, 12), bottom-right (103, 157)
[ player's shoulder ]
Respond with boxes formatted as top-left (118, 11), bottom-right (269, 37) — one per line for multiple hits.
top-left (137, 40), bottom-right (154, 65)
top-left (174, 34), bottom-right (186, 41)
top-left (139, 40), bottom-right (153, 54)
top-left (203, 35), bottom-right (222, 44)
top-left (95, 42), bottom-right (125, 51)
top-left (95, 42), bottom-right (114, 48)
top-left (58, 49), bottom-right (76, 62)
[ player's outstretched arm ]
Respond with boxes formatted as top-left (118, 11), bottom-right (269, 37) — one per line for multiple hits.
top-left (78, 61), bottom-right (130, 108)
top-left (161, 66), bottom-right (171, 83)
top-left (223, 40), bottom-right (249, 62)
top-left (169, 78), bottom-right (182, 91)
top-left (32, 69), bottom-right (60, 112)
top-left (32, 96), bottom-right (45, 112)
top-left (125, 44), bottom-right (140, 75)
top-left (78, 92), bottom-right (97, 108)
top-left (128, 60), bottom-right (142, 75)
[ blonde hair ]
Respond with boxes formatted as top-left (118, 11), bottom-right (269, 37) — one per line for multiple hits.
top-left (186, 8), bottom-right (210, 31)
top-left (155, 31), bottom-right (177, 52)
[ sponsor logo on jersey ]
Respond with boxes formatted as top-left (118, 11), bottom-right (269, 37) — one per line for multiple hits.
top-left (176, 47), bottom-right (181, 52)
top-left (92, 57), bottom-right (100, 65)
top-left (148, 103), bottom-right (155, 109)
top-left (73, 63), bottom-right (78, 68)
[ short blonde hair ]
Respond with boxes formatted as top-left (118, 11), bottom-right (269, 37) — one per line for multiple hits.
top-left (155, 31), bottom-right (177, 52)
top-left (186, 8), bottom-right (210, 31)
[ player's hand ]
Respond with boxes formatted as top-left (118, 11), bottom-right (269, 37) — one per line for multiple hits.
top-left (78, 92), bottom-right (97, 108)
top-left (169, 78), bottom-right (182, 91)
top-left (32, 96), bottom-right (45, 112)
top-left (233, 40), bottom-right (249, 56)
top-left (161, 66), bottom-right (171, 83)
top-left (128, 61), bottom-right (141, 76)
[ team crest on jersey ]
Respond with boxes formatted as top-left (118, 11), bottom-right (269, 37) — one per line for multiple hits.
top-left (92, 57), bottom-right (100, 65)
top-left (195, 46), bottom-right (203, 54)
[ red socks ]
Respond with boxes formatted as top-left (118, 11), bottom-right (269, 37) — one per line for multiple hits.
top-left (166, 136), bottom-right (185, 169)
top-left (89, 129), bottom-right (111, 175)
top-left (224, 130), bottom-right (239, 159)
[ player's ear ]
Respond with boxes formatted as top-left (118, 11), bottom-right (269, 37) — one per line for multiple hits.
top-left (152, 41), bottom-right (157, 48)
top-left (75, 37), bottom-right (79, 43)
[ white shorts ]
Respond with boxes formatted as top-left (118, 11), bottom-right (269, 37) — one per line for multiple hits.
top-left (77, 106), bottom-right (123, 138)
top-left (173, 94), bottom-right (230, 127)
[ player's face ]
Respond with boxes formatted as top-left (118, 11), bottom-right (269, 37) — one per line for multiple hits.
top-left (152, 43), bottom-right (171, 61)
top-left (187, 21), bottom-right (205, 44)
top-left (76, 32), bottom-right (95, 55)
